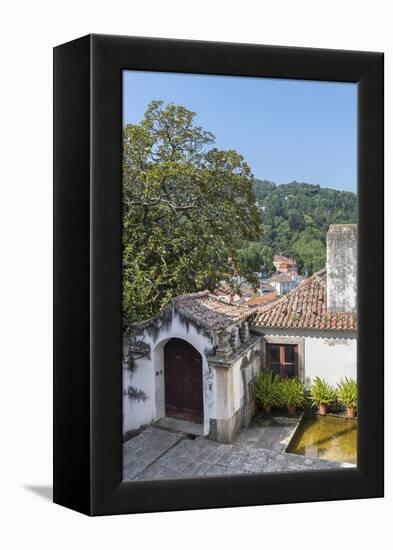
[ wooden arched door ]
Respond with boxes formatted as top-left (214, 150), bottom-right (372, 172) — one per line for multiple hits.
top-left (164, 338), bottom-right (203, 423)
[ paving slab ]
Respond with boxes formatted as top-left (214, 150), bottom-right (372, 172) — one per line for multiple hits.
top-left (155, 417), bottom-right (204, 436)
top-left (134, 437), bottom-right (229, 480)
top-left (122, 427), bottom-right (183, 479)
top-left (233, 416), bottom-right (297, 453)
top-left (123, 416), bottom-right (356, 481)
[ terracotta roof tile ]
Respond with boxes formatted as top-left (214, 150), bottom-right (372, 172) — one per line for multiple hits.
top-left (213, 282), bottom-right (253, 298)
top-left (135, 290), bottom-right (255, 332)
top-left (254, 269), bottom-right (357, 331)
top-left (245, 292), bottom-right (278, 307)
top-left (173, 291), bottom-right (255, 330)
top-left (273, 255), bottom-right (296, 265)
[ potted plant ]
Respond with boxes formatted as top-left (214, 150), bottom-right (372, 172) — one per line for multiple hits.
top-left (310, 376), bottom-right (336, 415)
top-left (278, 378), bottom-right (305, 416)
top-left (336, 377), bottom-right (357, 417)
top-left (255, 371), bottom-right (281, 413)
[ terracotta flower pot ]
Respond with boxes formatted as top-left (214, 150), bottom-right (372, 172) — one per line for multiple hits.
top-left (264, 405), bottom-right (272, 413)
top-left (319, 404), bottom-right (328, 416)
top-left (287, 404), bottom-right (296, 416)
top-left (346, 406), bottom-right (355, 418)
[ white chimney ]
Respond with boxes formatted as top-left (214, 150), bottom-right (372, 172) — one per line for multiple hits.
top-left (326, 224), bottom-right (357, 314)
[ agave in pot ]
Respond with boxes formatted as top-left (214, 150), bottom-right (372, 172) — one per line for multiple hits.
top-left (255, 370), bottom-right (281, 413)
top-left (336, 377), bottom-right (357, 418)
top-left (310, 377), bottom-right (337, 415)
top-left (278, 377), bottom-right (305, 416)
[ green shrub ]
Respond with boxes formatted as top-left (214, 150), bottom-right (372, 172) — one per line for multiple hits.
top-left (255, 371), bottom-right (281, 410)
top-left (278, 378), bottom-right (305, 408)
top-left (336, 377), bottom-right (357, 409)
top-left (310, 377), bottom-right (336, 407)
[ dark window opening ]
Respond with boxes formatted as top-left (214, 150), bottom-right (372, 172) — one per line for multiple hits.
top-left (266, 344), bottom-right (298, 379)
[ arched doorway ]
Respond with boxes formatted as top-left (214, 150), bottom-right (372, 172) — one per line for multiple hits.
top-left (164, 338), bottom-right (203, 423)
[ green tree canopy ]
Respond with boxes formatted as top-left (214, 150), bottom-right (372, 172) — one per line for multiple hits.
top-left (237, 241), bottom-right (274, 273)
top-left (292, 234), bottom-right (326, 273)
top-left (122, 100), bottom-right (262, 326)
top-left (242, 179), bottom-right (357, 274)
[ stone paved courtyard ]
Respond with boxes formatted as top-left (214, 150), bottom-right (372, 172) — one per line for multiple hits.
top-left (123, 414), bottom-right (355, 481)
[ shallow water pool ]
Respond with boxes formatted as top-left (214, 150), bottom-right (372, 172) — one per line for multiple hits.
top-left (286, 414), bottom-right (357, 464)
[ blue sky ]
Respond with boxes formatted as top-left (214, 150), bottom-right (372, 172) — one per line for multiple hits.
top-left (123, 71), bottom-right (357, 193)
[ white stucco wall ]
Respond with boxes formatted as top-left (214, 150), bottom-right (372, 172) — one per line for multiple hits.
top-left (256, 328), bottom-right (357, 388)
top-left (209, 339), bottom-right (261, 420)
top-left (123, 308), bottom-right (262, 441)
top-left (122, 347), bottom-right (156, 436)
top-left (304, 333), bottom-right (357, 387)
top-left (123, 309), bottom-right (215, 437)
top-left (233, 343), bottom-right (261, 412)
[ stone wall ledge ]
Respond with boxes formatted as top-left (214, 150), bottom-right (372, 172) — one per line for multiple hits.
top-left (208, 335), bottom-right (262, 369)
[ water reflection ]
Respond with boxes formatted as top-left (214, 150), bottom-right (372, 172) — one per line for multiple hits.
top-left (286, 414), bottom-right (357, 464)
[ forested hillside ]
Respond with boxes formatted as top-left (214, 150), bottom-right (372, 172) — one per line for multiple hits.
top-left (237, 180), bottom-right (357, 275)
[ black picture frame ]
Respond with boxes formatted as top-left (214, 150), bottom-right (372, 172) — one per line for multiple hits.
top-left (53, 34), bottom-right (384, 516)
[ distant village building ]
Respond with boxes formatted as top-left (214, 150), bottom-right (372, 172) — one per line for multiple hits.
top-left (213, 282), bottom-right (253, 304)
top-left (269, 272), bottom-right (300, 296)
top-left (124, 224), bottom-right (357, 444)
top-left (273, 255), bottom-right (298, 274)
top-left (267, 255), bottom-right (302, 295)
top-left (260, 282), bottom-right (275, 295)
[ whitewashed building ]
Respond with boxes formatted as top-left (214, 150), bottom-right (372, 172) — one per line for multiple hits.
top-left (269, 272), bottom-right (299, 296)
top-left (123, 292), bottom-right (262, 443)
top-left (254, 225), bottom-right (357, 387)
top-left (124, 224), bottom-right (357, 442)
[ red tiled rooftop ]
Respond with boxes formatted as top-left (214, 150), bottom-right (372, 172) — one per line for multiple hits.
top-left (136, 290), bottom-right (255, 332)
top-left (245, 292), bottom-right (278, 307)
top-left (254, 269), bottom-right (357, 331)
top-left (214, 282), bottom-right (253, 298)
top-left (273, 255), bottom-right (296, 265)
top-left (173, 291), bottom-right (255, 329)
